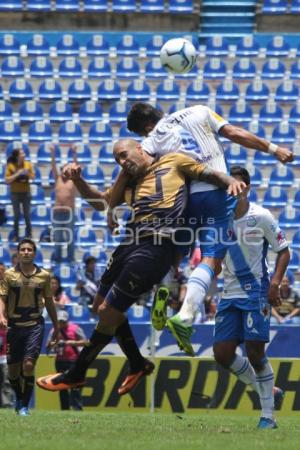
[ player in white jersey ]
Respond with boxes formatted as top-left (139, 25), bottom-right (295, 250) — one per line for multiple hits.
top-left (124, 102), bottom-right (293, 355)
top-left (213, 166), bottom-right (290, 429)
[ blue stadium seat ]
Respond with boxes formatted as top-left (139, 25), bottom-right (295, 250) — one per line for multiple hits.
top-left (289, 101), bottom-right (300, 124)
top-left (288, 250), bottom-right (300, 271)
top-left (185, 80), bottom-right (210, 101)
top-left (263, 186), bottom-right (288, 208)
top-left (0, 121), bottom-right (21, 142)
top-left (0, 246), bottom-right (11, 265)
top-left (116, 35), bottom-right (140, 56)
top-left (205, 36), bottom-right (229, 57)
top-left (232, 58), bottom-right (256, 79)
top-left (30, 57), bottom-right (54, 78)
top-left (247, 119), bottom-right (265, 139)
top-left (91, 210), bottom-right (107, 226)
top-left (156, 79), bottom-right (180, 101)
top-left (0, 84), bottom-right (4, 100)
top-left (86, 34), bottom-right (110, 56)
top-left (37, 143), bottom-right (61, 163)
top-left (9, 79), bottom-right (34, 101)
top-left (253, 151), bottom-right (277, 166)
top-left (145, 58), bottom-right (168, 79)
top-left (53, 265), bottom-right (77, 287)
top-left (236, 35), bottom-right (260, 56)
top-left (64, 303), bottom-right (90, 321)
top-left (49, 101), bottom-right (73, 123)
top-left (145, 35), bottom-right (165, 56)
top-left (278, 206), bottom-right (300, 230)
top-left (140, 0), bottom-right (164, 13)
top-left (0, 166), bottom-right (5, 182)
top-left (269, 165), bottom-right (294, 187)
top-left (291, 230), bottom-right (300, 251)
top-left (79, 100), bottom-right (102, 123)
top-left (108, 101), bottom-right (129, 123)
top-left (30, 184), bottom-right (45, 205)
top-left (28, 121), bottom-right (52, 142)
top-left (56, 34), bottom-right (80, 56)
top-left (55, 0), bottom-right (80, 11)
top-left (68, 143), bottom-right (92, 163)
top-left (68, 80), bottom-right (92, 101)
top-left (74, 209), bottom-right (86, 227)
top-left (0, 101), bottom-right (13, 121)
top-left (31, 205), bottom-right (51, 226)
top-left (19, 100), bottom-right (44, 122)
top-left (262, 0), bottom-right (288, 14)
top-left (275, 80), bottom-right (299, 102)
top-left (99, 142), bottom-right (115, 163)
top-left (228, 100), bottom-right (253, 124)
top-left (216, 78), bottom-right (239, 102)
top-left (58, 57), bottom-right (83, 78)
top-left (225, 144), bottom-right (248, 165)
top-left (245, 78), bottom-right (269, 102)
top-left (271, 121), bottom-right (296, 144)
top-left (116, 57), bottom-right (141, 79)
top-left (258, 101), bottom-right (283, 124)
top-left (261, 58), bottom-right (285, 79)
top-left (112, 0), bottom-right (136, 11)
top-left (83, 0), bottom-right (108, 11)
top-left (266, 35), bottom-right (290, 56)
top-left (0, 0), bottom-right (22, 10)
top-left (5, 142), bottom-right (30, 158)
top-left (127, 80), bottom-right (151, 101)
top-left (290, 60), bottom-right (300, 79)
top-left (0, 34), bottom-right (20, 55)
top-left (58, 121), bottom-right (82, 143)
top-left (291, 0), bottom-right (300, 12)
top-left (118, 124), bottom-right (141, 140)
top-left (38, 79), bottom-right (62, 101)
top-left (203, 58), bottom-right (227, 79)
top-left (88, 122), bottom-right (113, 143)
top-left (127, 305), bottom-right (150, 322)
top-left (81, 165), bottom-right (105, 184)
top-left (33, 166), bottom-right (42, 184)
top-left (244, 165), bottom-right (262, 187)
top-left (169, 0), bottom-right (193, 13)
top-left (97, 80), bottom-right (121, 101)
top-left (87, 57), bottom-right (112, 78)
top-left (175, 63), bottom-right (198, 80)
top-left (75, 227), bottom-right (97, 248)
top-left (0, 184), bottom-right (10, 205)
top-left (27, 0), bottom-right (51, 11)
top-left (168, 101), bottom-right (187, 114)
top-left (1, 56), bottom-right (24, 77)
top-left (27, 34), bottom-right (50, 55)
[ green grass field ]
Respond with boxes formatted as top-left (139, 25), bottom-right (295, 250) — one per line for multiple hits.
top-left (0, 410), bottom-right (299, 450)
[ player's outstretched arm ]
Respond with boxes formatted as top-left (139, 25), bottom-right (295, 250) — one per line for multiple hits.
top-left (268, 247), bottom-right (290, 307)
top-left (199, 167), bottom-right (246, 196)
top-left (220, 124), bottom-right (294, 164)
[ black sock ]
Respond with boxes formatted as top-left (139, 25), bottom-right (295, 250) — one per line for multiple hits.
top-left (115, 319), bottom-right (145, 373)
top-left (22, 376), bottom-right (35, 408)
top-left (9, 377), bottom-right (22, 402)
top-left (67, 329), bottom-right (113, 380)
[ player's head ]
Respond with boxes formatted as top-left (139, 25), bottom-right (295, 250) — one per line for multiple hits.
top-left (127, 102), bottom-right (163, 136)
top-left (113, 138), bottom-right (152, 177)
top-left (230, 166), bottom-right (250, 186)
top-left (17, 238), bottom-right (37, 264)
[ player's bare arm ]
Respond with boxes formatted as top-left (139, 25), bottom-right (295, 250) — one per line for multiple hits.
top-left (220, 124), bottom-right (294, 164)
top-left (268, 247), bottom-right (290, 307)
top-left (199, 167), bottom-right (247, 196)
top-left (49, 144), bottom-right (59, 181)
top-left (0, 296), bottom-right (7, 329)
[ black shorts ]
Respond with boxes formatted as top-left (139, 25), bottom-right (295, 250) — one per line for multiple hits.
top-left (6, 322), bottom-right (45, 365)
top-left (98, 237), bottom-right (175, 312)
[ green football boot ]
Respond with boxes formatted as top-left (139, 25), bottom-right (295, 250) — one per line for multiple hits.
top-left (166, 315), bottom-right (195, 356)
top-left (151, 286), bottom-right (170, 331)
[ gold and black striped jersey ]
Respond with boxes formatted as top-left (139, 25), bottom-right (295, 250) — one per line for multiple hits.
top-left (0, 265), bottom-right (52, 327)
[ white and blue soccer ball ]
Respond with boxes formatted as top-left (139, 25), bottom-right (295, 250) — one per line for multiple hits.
top-left (160, 38), bottom-right (197, 74)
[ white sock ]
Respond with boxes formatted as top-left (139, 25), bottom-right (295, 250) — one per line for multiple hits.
top-left (255, 359), bottom-right (274, 419)
top-left (229, 354), bottom-right (258, 392)
top-left (178, 263), bottom-right (214, 325)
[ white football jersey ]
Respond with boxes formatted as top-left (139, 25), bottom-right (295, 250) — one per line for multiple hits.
top-left (142, 105), bottom-right (228, 193)
top-left (222, 202), bottom-right (289, 301)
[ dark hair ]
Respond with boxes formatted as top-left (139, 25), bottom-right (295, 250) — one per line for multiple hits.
top-left (17, 238), bottom-right (37, 253)
top-left (7, 149), bottom-right (21, 164)
top-left (127, 102), bottom-right (163, 135)
top-left (230, 166), bottom-right (250, 186)
top-left (85, 256), bottom-right (97, 265)
top-left (0, 262), bottom-right (5, 267)
top-left (50, 275), bottom-right (63, 296)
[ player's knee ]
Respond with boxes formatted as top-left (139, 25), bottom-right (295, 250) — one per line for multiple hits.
top-left (23, 359), bottom-right (35, 375)
top-left (213, 344), bottom-right (233, 367)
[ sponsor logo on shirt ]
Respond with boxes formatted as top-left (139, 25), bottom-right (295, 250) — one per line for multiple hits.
top-left (246, 216), bottom-right (257, 227)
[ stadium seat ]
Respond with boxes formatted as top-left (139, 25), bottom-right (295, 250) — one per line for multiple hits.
top-left (232, 58), bottom-right (256, 79)
top-left (156, 79), bottom-right (180, 101)
top-left (68, 80), bottom-right (92, 101)
top-left (58, 121), bottom-right (82, 143)
top-left (111, 0), bottom-right (136, 12)
top-left (228, 100), bottom-right (253, 124)
top-left (108, 101), bottom-right (130, 123)
top-left (140, 0), bottom-right (165, 13)
top-left (0, 246), bottom-right (11, 265)
top-left (278, 206), bottom-right (300, 229)
top-left (288, 250), bottom-right (300, 271)
top-left (87, 57), bottom-right (112, 78)
top-left (81, 165), bottom-right (105, 184)
top-left (247, 120), bottom-right (266, 139)
top-left (261, 58), bottom-right (285, 79)
top-left (244, 164), bottom-right (262, 187)
top-left (0, 0), bottom-right (22, 10)
top-left (145, 58), bottom-right (168, 79)
top-left (97, 80), bottom-right (121, 101)
top-left (0, 184), bottom-right (10, 205)
top-left (55, 0), bottom-right (80, 12)
top-left (175, 63), bottom-right (199, 80)
top-left (236, 35), bottom-right (260, 57)
top-left (56, 34), bottom-right (80, 56)
top-left (186, 80), bottom-right (210, 101)
top-left (203, 58), bottom-right (227, 79)
top-left (86, 35), bottom-right (110, 56)
top-left (127, 80), bottom-right (151, 101)
top-left (31, 205), bottom-right (51, 226)
top-left (27, 0), bottom-right (51, 11)
top-left (38, 79), bottom-right (62, 101)
top-left (64, 303), bottom-right (90, 322)
top-left (116, 35), bottom-right (140, 56)
top-left (245, 78), bottom-right (269, 102)
top-left (49, 101), bottom-right (73, 123)
top-left (1, 56), bottom-right (24, 77)
top-left (116, 57), bottom-right (141, 79)
top-left (83, 0), bottom-right (108, 12)
top-left (88, 122), bottom-right (113, 143)
top-left (216, 78), bottom-right (239, 102)
top-left (28, 121), bottom-right (52, 142)
top-left (169, 0), bottom-right (193, 14)
top-left (275, 80), bottom-right (299, 102)
top-left (291, 0), bottom-right (300, 13)
top-left (19, 100), bottom-right (44, 123)
top-left (58, 57), bottom-right (83, 78)
top-left (0, 166), bottom-right (4, 182)
top-left (289, 101), bottom-right (300, 124)
top-left (27, 34), bottom-right (50, 55)
top-left (145, 35), bottom-right (165, 56)
top-left (266, 35), bottom-right (290, 56)
top-left (79, 100), bottom-right (102, 123)
top-left (253, 150), bottom-right (277, 166)
top-left (225, 144), bottom-right (248, 165)
top-left (99, 142), bottom-right (115, 163)
top-left (37, 143), bottom-right (61, 163)
top-left (9, 79), bottom-right (34, 101)
top-left (127, 305), bottom-right (150, 322)
top-left (205, 36), bottom-right (229, 57)
top-left (263, 186), bottom-right (288, 208)
top-left (0, 101), bottom-right (13, 121)
top-left (0, 34), bottom-right (20, 55)
top-left (68, 143), bottom-right (92, 163)
top-left (258, 100), bottom-right (283, 124)
top-left (0, 121), bottom-right (21, 142)
top-left (118, 124), bottom-right (140, 140)
top-left (262, 0), bottom-right (288, 14)
top-left (271, 121), bottom-right (296, 144)
top-left (30, 184), bottom-right (45, 205)
top-left (290, 230), bottom-right (300, 251)
top-left (290, 60), bottom-right (300, 80)
top-left (91, 210), bottom-right (107, 226)
top-left (30, 57), bottom-right (54, 78)
top-left (33, 166), bottom-right (42, 185)
top-left (5, 142), bottom-right (30, 158)
top-left (168, 101), bottom-right (187, 114)
top-left (75, 227), bottom-right (97, 248)
top-left (269, 165), bottom-right (294, 187)
top-left (53, 265), bottom-right (77, 287)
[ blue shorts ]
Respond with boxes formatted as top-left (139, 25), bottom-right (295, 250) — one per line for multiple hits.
top-left (214, 299), bottom-right (271, 343)
top-left (186, 189), bottom-right (237, 259)
top-left (6, 322), bottom-right (45, 365)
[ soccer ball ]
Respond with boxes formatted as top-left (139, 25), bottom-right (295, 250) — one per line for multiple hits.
top-left (160, 38), bottom-right (197, 74)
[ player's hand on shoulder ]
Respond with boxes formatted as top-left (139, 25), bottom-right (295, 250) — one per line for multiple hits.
top-left (62, 162), bottom-right (82, 180)
top-left (275, 146), bottom-right (294, 164)
top-left (227, 178), bottom-right (247, 197)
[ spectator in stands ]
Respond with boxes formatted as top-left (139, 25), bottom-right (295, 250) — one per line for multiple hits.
top-left (167, 269), bottom-right (188, 314)
top-left (46, 310), bottom-right (88, 411)
top-left (51, 144), bottom-right (77, 265)
top-left (5, 148), bottom-right (34, 241)
top-left (76, 256), bottom-right (101, 309)
top-left (271, 272), bottom-right (300, 323)
top-left (50, 275), bottom-right (71, 309)
top-left (11, 253), bottom-right (18, 267)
